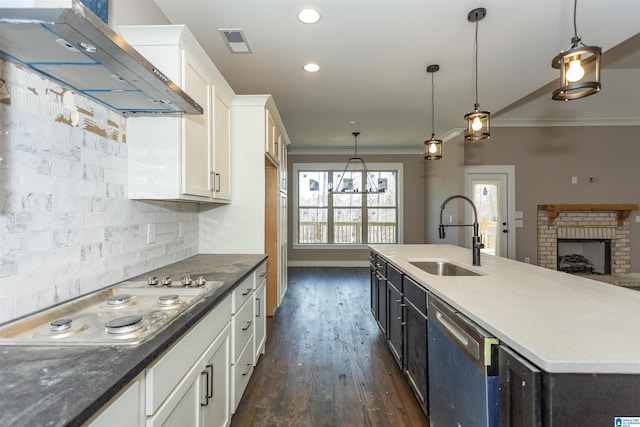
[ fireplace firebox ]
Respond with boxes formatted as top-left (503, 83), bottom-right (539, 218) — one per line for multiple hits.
top-left (557, 239), bottom-right (611, 275)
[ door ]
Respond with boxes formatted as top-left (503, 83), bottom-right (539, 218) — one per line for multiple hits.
top-left (465, 166), bottom-right (515, 259)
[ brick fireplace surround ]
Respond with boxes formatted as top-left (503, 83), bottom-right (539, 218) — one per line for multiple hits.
top-left (537, 204), bottom-right (638, 276)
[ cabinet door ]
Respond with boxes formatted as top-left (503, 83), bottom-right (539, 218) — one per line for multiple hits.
top-left (212, 89), bottom-right (231, 200)
top-left (265, 111), bottom-right (279, 165)
top-left (279, 142), bottom-right (287, 192)
top-left (254, 280), bottom-right (267, 364)
top-left (182, 49), bottom-right (213, 198)
top-left (377, 274), bottom-right (387, 335)
top-left (387, 281), bottom-right (403, 367)
top-left (370, 265), bottom-right (378, 318)
top-left (499, 345), bottom-right (542, 427)
top-left (201, 327), bottom-right (231, 427)
top-left (88, 377), bottom-right (142, 427)
top-left (404, 299), bottom-right (428, 415)
top-left (147, 356), bottom-right (204, 427)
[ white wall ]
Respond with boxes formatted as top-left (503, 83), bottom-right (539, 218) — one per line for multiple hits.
top-left (0, 59), bottom-right (199, 323)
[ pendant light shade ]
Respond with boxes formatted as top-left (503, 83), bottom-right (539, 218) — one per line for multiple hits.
top-left (464, 8), bottom-right (490, 142)
top-left (551, 0), bottom-right (601, 101)
top-left (424, 64), bottom-right (442, 160)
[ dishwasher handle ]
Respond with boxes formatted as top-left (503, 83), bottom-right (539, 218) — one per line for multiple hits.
top-left (429, 296), bottom-right (498, 372)
top-left (433, 308), bottom-right (480, 361)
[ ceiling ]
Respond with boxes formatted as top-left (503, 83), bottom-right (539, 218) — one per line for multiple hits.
top-left (125, 0), bottom-right (640, 151)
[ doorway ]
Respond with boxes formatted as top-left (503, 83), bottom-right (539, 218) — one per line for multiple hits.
top-left (464, 165), bottom-right (516, 259)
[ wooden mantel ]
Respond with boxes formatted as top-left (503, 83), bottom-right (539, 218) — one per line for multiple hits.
top-left (538, 204), bottom-right (639, 226)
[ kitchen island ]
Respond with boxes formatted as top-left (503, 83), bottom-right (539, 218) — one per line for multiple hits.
top-left (0, 254), bottom-right (266, 427)
top-left (370, 244), bottom-right (640, 426)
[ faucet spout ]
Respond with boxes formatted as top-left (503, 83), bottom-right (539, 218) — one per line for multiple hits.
top-left (438, 195), bottom-right (484, 266)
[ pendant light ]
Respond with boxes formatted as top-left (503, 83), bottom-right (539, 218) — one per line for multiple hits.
top-left (424, 64), bottom-right (442, 160)
top-left (330, 132), bottom-right (382, 194)
top-left (551, 0), bottom-right (601, 101)
top-left (464, 7), bottom-right (490, 142)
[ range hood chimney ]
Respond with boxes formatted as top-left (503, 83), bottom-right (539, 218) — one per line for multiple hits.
top-left (0, 0), bottom-right (203, 116)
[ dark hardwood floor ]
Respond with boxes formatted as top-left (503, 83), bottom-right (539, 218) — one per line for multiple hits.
top-left (231, 267), bottom-right (430, 427)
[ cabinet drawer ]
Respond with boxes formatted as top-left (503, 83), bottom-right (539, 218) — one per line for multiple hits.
top-left (387, 263), bottom-right (403, 291)
top-left (231, 333), bottom-right (255, 413)
top-left (255, 262), bottom-right (267, 287)
top-left (145, 295), bottom-right (231, 415)
top-left (232, 275), bottom-right (254, 313)
top-left (374, 254), bottom-right (387, 277)
top-left (232, 296), bottom-right (254, 362)
top-left (404, 276), bottom-right (427, 316)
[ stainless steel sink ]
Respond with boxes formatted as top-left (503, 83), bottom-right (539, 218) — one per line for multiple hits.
top-left (409, 260), bottom-right (481, 277)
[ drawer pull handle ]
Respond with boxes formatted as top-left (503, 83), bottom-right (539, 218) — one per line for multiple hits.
top-left (206, 364), bottom-right (214, 399)
top-left (259, 271), bottom-right (266, 278)
top-left (200, 369), bottom-right (209, 406)
top-left (242, 288), bottom-right (252, 296)
top-left (242, 320), bottom-right (253, 331)
top-left (256, 297), bottom-right (261, 318)
top-left (242, 363), bottom-right (252, 376)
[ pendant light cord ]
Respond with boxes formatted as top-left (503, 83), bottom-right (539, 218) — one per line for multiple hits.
top-left (572, 0), bottom-right (586, 47)
top-left (474, 15), bottom-right (479, 106)
top-left (431, 71), bottom-right (436, 136)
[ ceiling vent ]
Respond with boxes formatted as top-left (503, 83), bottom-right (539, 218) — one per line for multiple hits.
top-left (219, 30), bottom-right (252, 54)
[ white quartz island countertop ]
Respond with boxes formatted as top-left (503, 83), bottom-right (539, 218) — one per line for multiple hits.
top-left (369, 244), bottom-right (640, 374)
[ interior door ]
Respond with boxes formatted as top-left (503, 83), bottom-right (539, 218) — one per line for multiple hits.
top-left (465, 166), bottom-right (515, 259)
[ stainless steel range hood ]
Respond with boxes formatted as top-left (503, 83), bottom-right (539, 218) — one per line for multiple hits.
top-left (0, 0), bottom-right (203, 116)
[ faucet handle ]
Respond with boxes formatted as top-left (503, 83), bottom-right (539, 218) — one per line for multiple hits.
top-left (438, 224), bottom-right (446, 239)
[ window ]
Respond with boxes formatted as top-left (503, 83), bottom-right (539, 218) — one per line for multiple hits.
top-left (294, 163), bottom-right (402, 247)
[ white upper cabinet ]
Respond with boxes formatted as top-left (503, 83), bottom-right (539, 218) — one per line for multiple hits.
top-left (119, 25), bottom-right (233, 203)
top-left (265, 110), bottom-right (280, 167)
top-left (213, 90), bottom-right (232, 201)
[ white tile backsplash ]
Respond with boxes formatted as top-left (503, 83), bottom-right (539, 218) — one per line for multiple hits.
top-left (0, 58), bottom-right (199, 323)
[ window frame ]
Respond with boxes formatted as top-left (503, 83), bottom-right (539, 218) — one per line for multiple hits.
top-left (293, 162), bottom-right (404, 249)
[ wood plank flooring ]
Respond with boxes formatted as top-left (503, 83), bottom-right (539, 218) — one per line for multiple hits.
top-left (231, 267), bottom-right (430, 427)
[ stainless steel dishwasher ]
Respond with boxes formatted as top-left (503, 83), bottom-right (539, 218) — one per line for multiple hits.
top-left (427, 295), bottom-right (500, 427)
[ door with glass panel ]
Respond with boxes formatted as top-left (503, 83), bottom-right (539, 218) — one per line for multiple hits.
top-left (464, 166), bottom-right (515, 259)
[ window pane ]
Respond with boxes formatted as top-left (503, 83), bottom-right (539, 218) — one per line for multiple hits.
top-left (333, 208), bottom-right (362, 243)
top-left (299, 208), bottom-right (327, 243)
top-left (367, 171), bottom-right (396, 207)
top-left (299, 171), bottom-right (328, 207)
top-left (368, 208), bottom-right (397, 243)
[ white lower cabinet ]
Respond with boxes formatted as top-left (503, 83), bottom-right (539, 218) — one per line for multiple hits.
top-left (231, 290), bottom-right (255, 413)
top-left (254, 279), bottom-right (266, 365)
top-left (147, 324), bottom-right (230, 427)
top-left (86, 374), bottom-right (144, 427)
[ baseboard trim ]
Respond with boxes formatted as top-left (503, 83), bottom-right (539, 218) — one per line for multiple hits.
top-left (287, 260), bottom-right (370, 268)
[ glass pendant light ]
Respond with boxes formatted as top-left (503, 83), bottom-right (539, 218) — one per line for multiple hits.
top-left (464, 7), bottom-right (490, 142)
top-left (424, 64), bottom-right (442, 160)
top-left (551, 0), bottom-right (601, 101)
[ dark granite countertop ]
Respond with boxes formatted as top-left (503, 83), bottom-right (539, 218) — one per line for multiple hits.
top-left (0, 254), bottom-right (267, 427)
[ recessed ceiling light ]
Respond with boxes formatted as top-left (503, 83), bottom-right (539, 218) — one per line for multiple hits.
top-left (303, 63), bottom-right (320, 72)
top-left (298, 8), bottom-right (321, 24)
